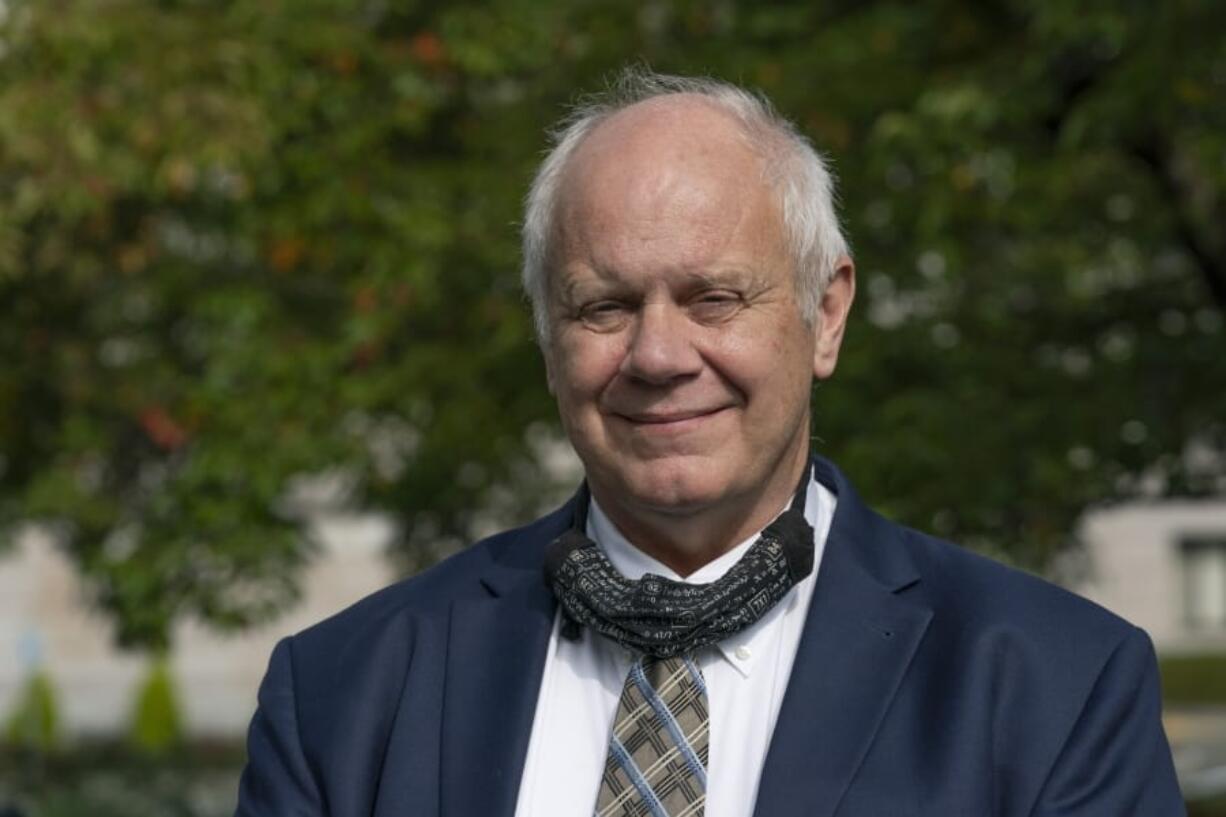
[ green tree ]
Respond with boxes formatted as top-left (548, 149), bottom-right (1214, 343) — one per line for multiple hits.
top-left (1, 0), bottom-right (1222, 648)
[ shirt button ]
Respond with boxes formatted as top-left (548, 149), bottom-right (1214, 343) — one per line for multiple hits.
top-left (735, 645), bottom-right (751, 661)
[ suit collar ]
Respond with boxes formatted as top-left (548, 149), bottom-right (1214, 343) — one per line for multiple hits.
top-left (479, 496), bottom-right (576, 595)
top-left (811, 455), bottom-right (922, 592)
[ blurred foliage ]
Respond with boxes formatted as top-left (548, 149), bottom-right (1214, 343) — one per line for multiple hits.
top-left (0, 0), bottom-right (1223, 648)
top-left (128, 657), bottom-right (184, 753)
top-left (0, 742), bottom-right (241, 817)
top-left (1161, 654), bottom-right (1226, 705)
top-left (3, 672), bottom-right (60, 752)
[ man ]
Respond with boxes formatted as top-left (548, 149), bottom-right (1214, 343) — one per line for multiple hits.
top-left (237, 72), bottom-right (1184, 816)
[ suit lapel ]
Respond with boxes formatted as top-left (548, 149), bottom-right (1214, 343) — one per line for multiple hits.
top-left (753, 461), bottom-right (933, 817)
top-left (439, 522), bottom-right (561, 817)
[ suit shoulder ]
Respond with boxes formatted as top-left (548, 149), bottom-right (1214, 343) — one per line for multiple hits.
top-left (287, 504), bottom-right (569, 656)
top-left (899, 523), bottom-right (1135, 648)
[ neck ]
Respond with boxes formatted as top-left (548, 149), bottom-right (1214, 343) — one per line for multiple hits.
top-left (589, 447), bottom-right (810, 577)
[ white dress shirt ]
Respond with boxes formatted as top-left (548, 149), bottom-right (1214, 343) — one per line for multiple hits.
top-left (514, 476), bottom-right (836, 817)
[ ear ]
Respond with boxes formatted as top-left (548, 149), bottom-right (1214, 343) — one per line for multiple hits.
top-left (812, 256), bottom-right (855, 381)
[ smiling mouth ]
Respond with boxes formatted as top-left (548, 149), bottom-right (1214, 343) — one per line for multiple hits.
top-left (614, 407), bottom-right (729, 427)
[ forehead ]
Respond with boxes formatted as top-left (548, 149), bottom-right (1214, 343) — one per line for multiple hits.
top-left (553, 97), bottom-right (786, 282)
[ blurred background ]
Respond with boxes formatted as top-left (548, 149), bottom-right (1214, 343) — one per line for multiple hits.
top-left (1, 0), bottom-right (1224, 813)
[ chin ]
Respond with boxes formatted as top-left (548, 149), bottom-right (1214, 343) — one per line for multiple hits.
top-left (615, 460), bottom-right (732, 515)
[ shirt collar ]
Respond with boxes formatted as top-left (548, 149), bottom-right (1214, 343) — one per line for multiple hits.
top-left (586, 474), bottom-right (831, 679)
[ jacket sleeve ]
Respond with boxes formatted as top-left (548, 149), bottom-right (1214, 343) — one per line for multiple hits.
top-left (1031, 627), bottom-right (1185, 816)
top-left (235, 638), bottom-right (324, 816)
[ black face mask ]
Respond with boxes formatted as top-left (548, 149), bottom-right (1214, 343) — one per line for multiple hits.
top-left (544, 462), bottom-right (815, 658)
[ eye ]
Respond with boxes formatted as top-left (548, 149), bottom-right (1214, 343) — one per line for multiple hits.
top-left (688, 291), bottom-right (743, 322)
top-left (578, 300), bottom-right (631, 331)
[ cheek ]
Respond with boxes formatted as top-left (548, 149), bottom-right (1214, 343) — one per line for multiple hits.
top-left (710, 327), bottom-right (794, 380)
top-left (718, 324), bottom-right (815, 401)
top-left (551, 337), bottom-right (623, 402)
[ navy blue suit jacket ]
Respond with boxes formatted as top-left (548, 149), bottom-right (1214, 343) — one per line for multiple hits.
top-left (236, 458), bottom-right (1184, 815)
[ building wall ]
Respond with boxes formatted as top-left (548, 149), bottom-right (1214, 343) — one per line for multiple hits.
top-left (0, 515), bottom-right (397, 739)
top-left (2, 496), bottom-right (1223, 740)
top-left (1075, 500), bottom-right (1226, 654)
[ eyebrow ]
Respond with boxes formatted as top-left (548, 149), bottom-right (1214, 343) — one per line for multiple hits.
top-left (552, 263), bottom-right (769, 308)
top-left (553, 263), bottom-right (632, 303)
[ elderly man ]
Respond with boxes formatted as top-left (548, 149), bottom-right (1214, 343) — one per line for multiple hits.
top-left (237, 72), bottom-right (1184, 816)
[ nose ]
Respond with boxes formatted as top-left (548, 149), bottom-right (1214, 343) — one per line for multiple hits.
top-left (619, 302), bottom-right (703, 384)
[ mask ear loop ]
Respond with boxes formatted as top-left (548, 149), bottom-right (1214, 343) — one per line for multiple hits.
top-left (787, 457), bottom-right (814, 513)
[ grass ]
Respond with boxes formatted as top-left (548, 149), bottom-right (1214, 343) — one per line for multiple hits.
top-left (0, 741), bottom-right (243, 817)
top-left (1161, 653), bottom-right (1226, 706)
top-left (1189, 797), bottom-right (1226, 817)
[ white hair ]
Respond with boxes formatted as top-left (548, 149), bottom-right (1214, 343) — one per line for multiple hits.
top-left (521, 68), bottom-right (850, 345)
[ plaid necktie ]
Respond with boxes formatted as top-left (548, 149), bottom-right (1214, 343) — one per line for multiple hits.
top-left (595, 655), bottom-right (709, 817)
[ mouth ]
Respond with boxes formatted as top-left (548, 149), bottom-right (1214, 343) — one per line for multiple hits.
top-left (612, 406), bottom-right (730, 431)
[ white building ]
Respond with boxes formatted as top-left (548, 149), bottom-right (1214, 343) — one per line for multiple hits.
top-left (1, 497), bottom-right (1224, 740)
top-left (1075, 499), bottom-right (1226, 654)
top-left (0, 514), bottom-right (397, 739)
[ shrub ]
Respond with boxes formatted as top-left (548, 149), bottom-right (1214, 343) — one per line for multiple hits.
top-left (3, 671), bottom-right (60, 751)
top-left (128, 658), bottom-right (184, 753)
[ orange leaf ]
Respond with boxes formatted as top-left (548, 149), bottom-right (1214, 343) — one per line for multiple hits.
top-left (268, 237), bottom-right (305, 272)
top-left (139, 406), bottom-right (188, 451)
top-left (410, 32), bottom-right (446, 67)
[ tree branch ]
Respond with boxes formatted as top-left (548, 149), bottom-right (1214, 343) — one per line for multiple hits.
top-left (1131, 134), bottom-right (1226, 311)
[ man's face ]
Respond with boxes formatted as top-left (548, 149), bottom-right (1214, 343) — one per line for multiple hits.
top-left (543, 99), bottom-right (826, 527)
